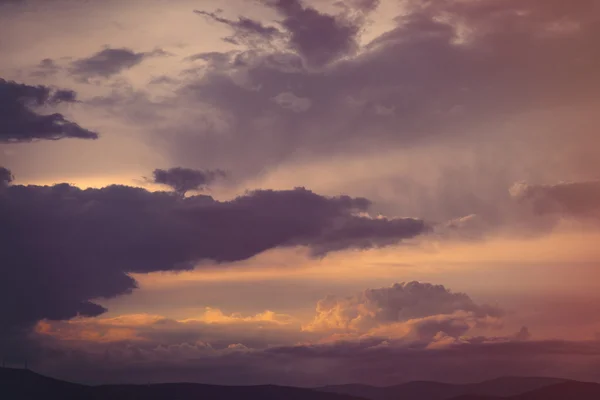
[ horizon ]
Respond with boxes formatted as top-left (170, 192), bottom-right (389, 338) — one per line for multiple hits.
top-left (0, 366), bottom-right (590, 387)
top-left (2, 0), bottom-right (600, 389)
top-left (4, 367), bottom-right (600, 400)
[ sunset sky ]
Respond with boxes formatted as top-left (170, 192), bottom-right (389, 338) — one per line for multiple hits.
top-left (2, 0), bottom-right (600, 386)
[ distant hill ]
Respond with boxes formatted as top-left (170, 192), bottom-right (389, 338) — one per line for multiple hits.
top-left (317, 376), bottom-right (568, 400)
top-left (2, 367), bottom-right (598, 400)
top-left (97, 383), bottom-right (367, 400)
top-left (0, 367), bottom-right (364, 400)
top-left (0, 367), bottom-right (89, 400)
top-left (453, 381), bottom-right (600, 400)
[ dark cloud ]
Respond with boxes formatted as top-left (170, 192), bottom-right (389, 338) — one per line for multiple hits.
top-left (266, 0), bottom-right (361, 67)
top-left (196, 0), bottom-right (371, 67)
top-left (511, 180), bottom-right (600, 218)
top-left (70, 47), bottom-right (168, 80)
top-left (0, 78), bottom-right (98, 142)
top-left (195, 10), bottom-right (282, 47)
top-left (152, 167), bottom-right (227, 196)
top-left (0, 176), bottom-right (426, 360)
top-left (347, 0), bottom-right (380, 13)
top-left (0, 167), bottom-right (13, 186)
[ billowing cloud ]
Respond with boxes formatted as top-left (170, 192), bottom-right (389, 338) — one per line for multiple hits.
top-left (305, 282), bottom-right (503, 338)
top-left (152, 167), bottom-right (227, 196)
top-left (19, 281), bottom-right (600, 386)
top-left (0, 174), bottom-right (426, 360)
top-left (31, 283), bottom-right (505, 355)
top-left (0, 79), bottom-right (98, 142)
top-left (70, 47), bottom-right (169, 79)
top-left (32, 282), bottom-right (505, 355)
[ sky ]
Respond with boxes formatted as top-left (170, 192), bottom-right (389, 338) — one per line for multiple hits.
top-left (1, 0), bottom-right (600, 386)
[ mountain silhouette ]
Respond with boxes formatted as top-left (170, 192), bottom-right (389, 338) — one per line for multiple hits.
top-left (2, 367), bottom-right (599, 400)
top-left (453, 381), bottom-right (600, 400)
top-left (317, 376), bottom-right (568, 400)
top-left (0, 367), bottom-right (363, 400)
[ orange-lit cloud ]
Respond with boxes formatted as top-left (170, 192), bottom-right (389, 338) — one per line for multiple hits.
top-left (36, 320), bottom-right (144, 343)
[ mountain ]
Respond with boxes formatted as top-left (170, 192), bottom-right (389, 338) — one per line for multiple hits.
top-left (97, 383), bottom-right (367, 400)
top-left (453, 381), bottom-right (600, 400)
top-left (317, 376), bottom-right (568, 400)
top-left (0, 367), bottom-right (364, 400)
top-left (2, 368), bottom-right (598, 400)
top-left (0, 367), bottom-right (89, 400)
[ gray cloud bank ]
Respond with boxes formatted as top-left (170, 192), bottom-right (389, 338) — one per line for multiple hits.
top-left (172, 0), bottom-right (600, 160)
top-left (83, 0), bottom-right (599, 230)
top-left (32, 336), bottom-right (600, 386)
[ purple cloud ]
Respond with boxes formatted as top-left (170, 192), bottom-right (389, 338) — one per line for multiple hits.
top-left (0, 78), bottom-right (98, 142)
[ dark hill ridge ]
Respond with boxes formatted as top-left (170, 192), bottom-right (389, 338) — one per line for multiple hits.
top-left (97, 383), bottom-right (368, 400)
top-left (0, 367), bottom-right (88, 400)
top-left (0, 367), bottom-right (364, 400)
top-left (317, 376), bottom-right (568, 400)
top-left (0, 366), bottom-right (83, 387)
top-left (453, 381), bottom-right (600, 400)
top-left (1, 367), bottom-right (599, 400)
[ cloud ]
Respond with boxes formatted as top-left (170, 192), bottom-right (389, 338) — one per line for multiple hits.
top-left (70, 47), bottom-right (168, 80)
top-left (18, 281), bottom-right (600, 386)
top-left (511, 180), bottom-right (600, 219)
top-left (30, 58), bottom-right (61, 78)
top-left (36, 320), bottom-right (144, 344)
top-left (273, 91), bottom-right (312, 112)
top-left (0, 166), bottom-right (13, 186)
top-left (265, 0), bottom-right (362, 67)
top-left (186, 51), bottom-right (234, 65)
top-left (28, 283), bottom-right (503, 357)
top-left (32, 282), bottom-right (503, 358)
top-left (124, 0), bottom-right (599, 191)
top-left (152, 167), bottom-right (227, 196)
top-left (195, 10), bottom-right (282, 47)
top-left (196, 0), bottom-right (373, 67)
top-left (0, 174), bottom-right (426, 360)
top-left (0, 78), bottom-right (98, 142)
top-left (34, 332), bottom-right (600, 386)
top-left (344, 0), bottom-right (380, 13)
top-left (305, 282), bottom-right (503, 336)
top-left (36, 308), bottom-right (296, 346)
top-left (179, 308), bottom-right (293, 325)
